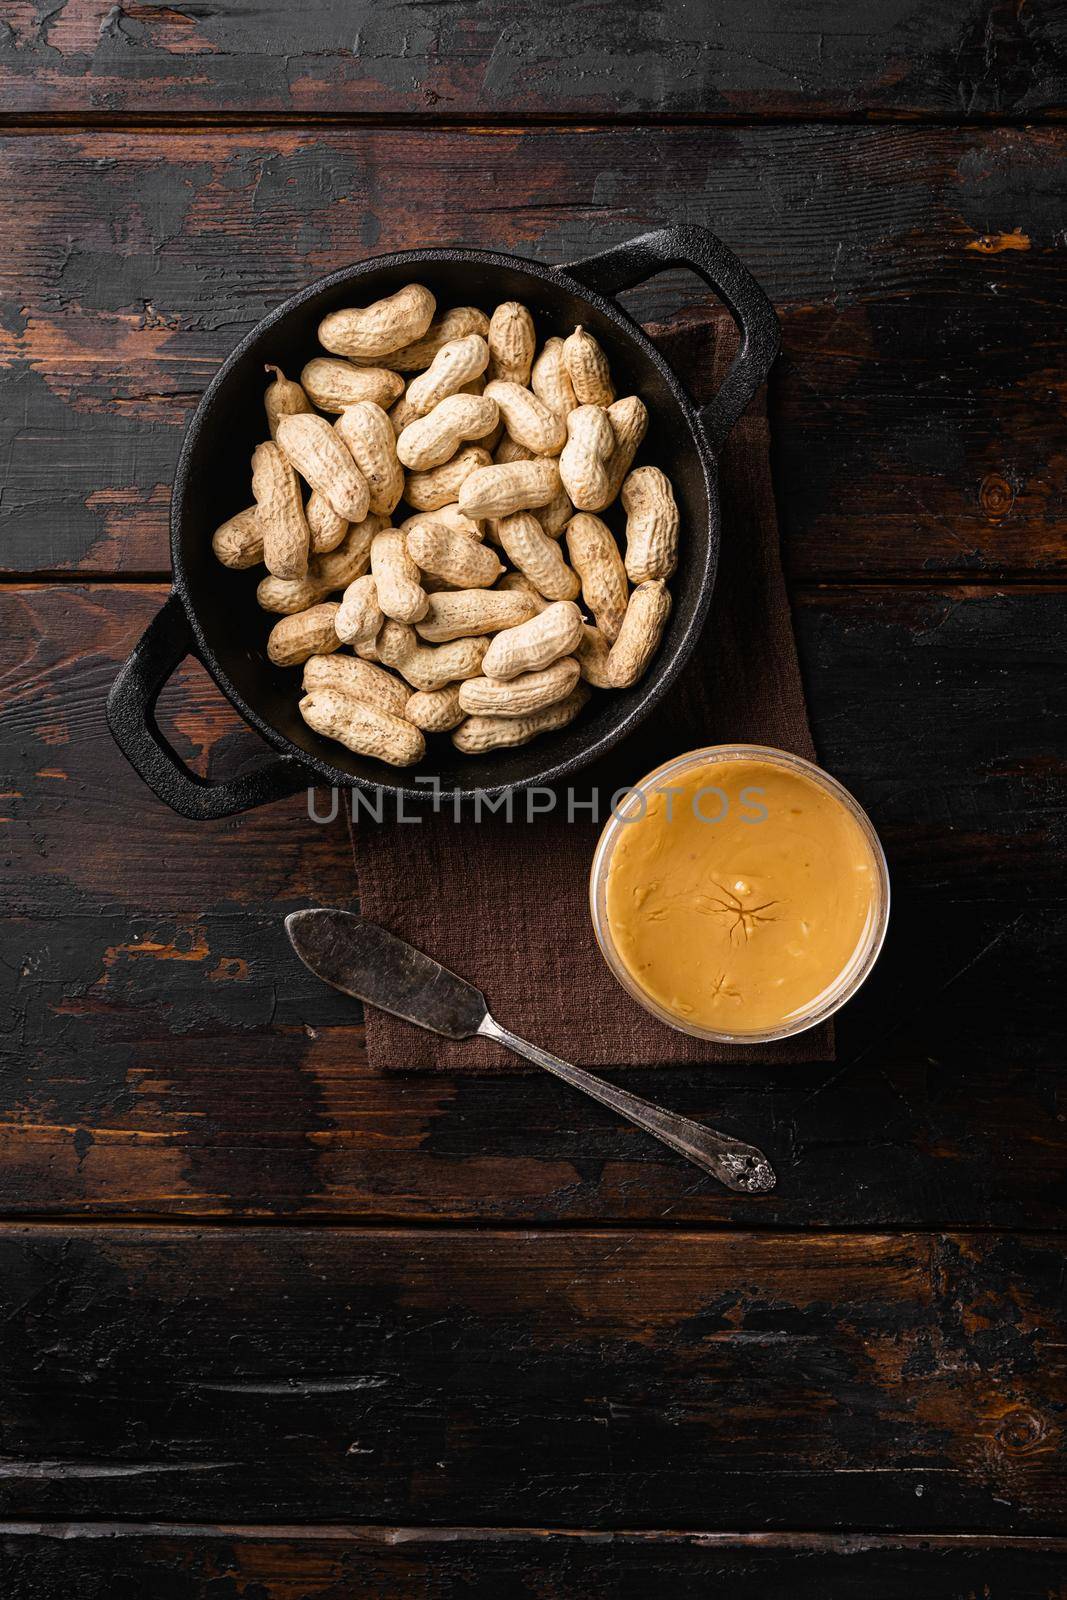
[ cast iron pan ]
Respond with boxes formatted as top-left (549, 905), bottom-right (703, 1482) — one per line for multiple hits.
top-left (107, 227), bottom-right (779, 818)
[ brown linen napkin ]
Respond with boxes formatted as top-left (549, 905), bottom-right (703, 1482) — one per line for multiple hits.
top-left (347, 311), bottom-right (834, 1070)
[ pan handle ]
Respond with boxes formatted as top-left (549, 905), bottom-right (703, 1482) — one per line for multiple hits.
top-left (561, 226), bottom-right (780, 453)
top-left (106, 593), bottom-right (312, 820)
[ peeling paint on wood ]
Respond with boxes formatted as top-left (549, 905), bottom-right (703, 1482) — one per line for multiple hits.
top-left (0, 0), bottom-right (1064, 119)
top-left (0, 1227), bottom-right (1062, 1527)
top-left (0, 128), bottom-right (1064, 578)
top-left (1, 17), bottom-right (1064, 1574)
top-left (2, 1525), bottom-right (1067, 1598)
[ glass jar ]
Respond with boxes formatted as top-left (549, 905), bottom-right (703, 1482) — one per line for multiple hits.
top-left (589, 744), bottom-right (890, 1044)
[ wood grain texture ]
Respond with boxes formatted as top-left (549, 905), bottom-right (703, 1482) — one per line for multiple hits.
top-left (0, 583), bottom-right (1062, 1223)
top-left (0, 1226), bottom-right (1063, 1527)
top-left (1, 4), bottom-right (1063, 1573)
top-left (0, 0), bottom-right (1064, 119)
top-left (3, 1526), bottom-right (1067, 1599)
top-left (0, 127), bottom-right (1064, 579)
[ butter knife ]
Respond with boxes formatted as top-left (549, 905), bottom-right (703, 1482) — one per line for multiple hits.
top-left (285, 908), bottom-right (776, 1194)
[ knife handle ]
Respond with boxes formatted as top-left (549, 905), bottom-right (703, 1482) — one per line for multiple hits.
top-left (477, 1015), bottom-right (776, 1194)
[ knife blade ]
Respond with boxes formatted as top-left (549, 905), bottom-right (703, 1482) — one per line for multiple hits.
top-left (285, 907), bottom-right (489, 1039)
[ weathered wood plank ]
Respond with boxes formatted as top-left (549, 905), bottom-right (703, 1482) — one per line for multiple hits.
top-left (0, 582), bottom-right (1063, 1223)
top-left (0, 0), bottom-right (1064, 119)
top-left (0, 1227), bottom-right (1062, 1527)
top-left (3, 583), bottom-right (1061, 906)
top-left (3, 1526), bottom-right (1067, 1599)
top-left (0, 127), bottom-right (1064, 578)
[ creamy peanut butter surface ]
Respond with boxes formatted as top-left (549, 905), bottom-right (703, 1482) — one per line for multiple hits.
top-left (604, 757), bottom-right (879, 1035)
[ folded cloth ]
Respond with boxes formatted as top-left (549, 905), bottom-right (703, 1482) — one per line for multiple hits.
top-left (348, 311), bottom-right (833, 1070)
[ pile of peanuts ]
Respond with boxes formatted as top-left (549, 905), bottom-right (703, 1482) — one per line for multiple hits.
top-left (211, 283), bottom-right (679, 767)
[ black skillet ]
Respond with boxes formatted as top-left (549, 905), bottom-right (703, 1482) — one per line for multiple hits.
top-left (107, 227), bottom-right (779, 818)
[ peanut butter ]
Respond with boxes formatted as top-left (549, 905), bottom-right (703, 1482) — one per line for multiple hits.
top-left (603, 756), bottom-right (880, 1035)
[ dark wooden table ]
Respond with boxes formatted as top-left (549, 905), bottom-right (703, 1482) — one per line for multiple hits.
top-left (1, 5), bottom-right (1065, 1594)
